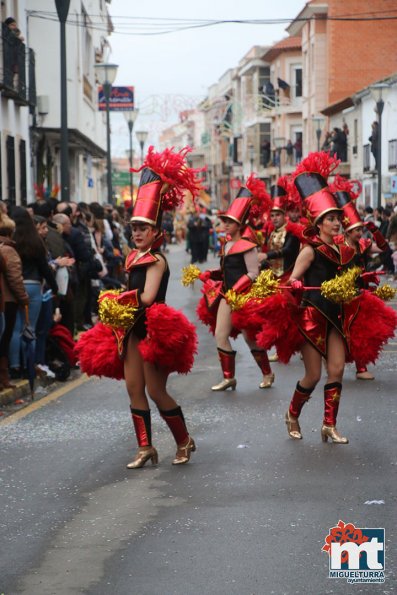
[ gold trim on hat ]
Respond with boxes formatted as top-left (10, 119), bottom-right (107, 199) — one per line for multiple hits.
top-left (130, 216), bottom-right (157, 226)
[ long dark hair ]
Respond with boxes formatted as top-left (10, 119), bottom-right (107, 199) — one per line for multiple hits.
top-left (12, 207), bottom-right (46, 260)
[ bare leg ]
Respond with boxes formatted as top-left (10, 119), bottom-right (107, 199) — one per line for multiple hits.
top-left (286, 340), bottom-right (321, 439)
top-left (212, 298), bottom-right (237, 390)
top-left (124, 333), bottom-right (148, 409)
top-left (124, 334), bottom-right (157, 468)
top-left (300, 341), bottom-right (323, 388)
top-left (322, 329), bottom-right (348, 443)
top-left (145, 362), bottom-right (195, 464)
top-left (325, 328), bottom-right (345, 384)
top-left (214, 298), bottom-right (233, 351)
top-left (143, 362), bottom-right (177, 410)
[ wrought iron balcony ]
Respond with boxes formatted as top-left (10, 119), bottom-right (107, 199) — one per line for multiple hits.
top-left (0, 23), bottom-right (30, 105)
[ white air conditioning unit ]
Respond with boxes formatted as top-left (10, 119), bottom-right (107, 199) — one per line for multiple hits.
top-left (37, 95), bottom-right (49, 116)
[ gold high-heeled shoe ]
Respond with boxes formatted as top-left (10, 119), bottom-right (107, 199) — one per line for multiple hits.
top-left (356, 370), bottom-right (375, 380)
top-left (172, 436), bottom-right (196, 465)
top-left (268, 353), bottom-right (278, 362)
top-left (321, 425), bottom-right (349, 444)
top-left (126, 446), bottom-right (158, 469)
top-left (285, 411), bottom-right (302, 439)
top-left (260, 373), bottom-right (275, 389)
top-left (211, 378), bottom-right (237, 391)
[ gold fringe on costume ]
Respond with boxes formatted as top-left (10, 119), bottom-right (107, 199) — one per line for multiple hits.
top-left (98, 290), bottom-right (138, 329)
top-left (181, 264), bottom-right (201, 287)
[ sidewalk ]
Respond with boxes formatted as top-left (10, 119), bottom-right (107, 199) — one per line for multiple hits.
top-left (0, 368), bottom-right (82, 420)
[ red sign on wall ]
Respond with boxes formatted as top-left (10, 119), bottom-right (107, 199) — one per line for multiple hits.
top-left (98, 86), bottom-right (134, 111)
top-left (230, 178), bottom-right (242, 190)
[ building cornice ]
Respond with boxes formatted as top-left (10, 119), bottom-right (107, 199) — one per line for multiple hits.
top-left (36, 127), bottom-right (106, 158)
top-left (286, 3), bottom-right (328, 37)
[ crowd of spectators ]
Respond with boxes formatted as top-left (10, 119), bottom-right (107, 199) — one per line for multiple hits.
top-left (357, 203), bottom-right (397, 277)
top-left (0, 197), bottom-right (133, 389)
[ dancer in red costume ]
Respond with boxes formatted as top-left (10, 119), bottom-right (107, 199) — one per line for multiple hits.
top-left (76, 147), bottom-right (200, 468)
top-left (259, 178), bottom-right (301, 283)
top-left (331, 177), bottom-right (391, 380)
top-left (284, 157), bottom-right (357, 444)
top-left (198, 176), bottom-right (274, 391)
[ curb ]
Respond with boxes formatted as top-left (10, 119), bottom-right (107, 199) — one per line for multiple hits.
top-left (0, 370), bottom-right (81, 418)
top-left (0, 379), bottom-right (35, 406)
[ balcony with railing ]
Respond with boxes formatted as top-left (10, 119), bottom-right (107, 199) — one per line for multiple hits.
top-left (388, 139), bottom-right (397, 170)
top-left (0, 23), bottom-right (32, 106)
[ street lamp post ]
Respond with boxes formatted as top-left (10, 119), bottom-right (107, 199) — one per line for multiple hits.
top-left (54, 0), bottom-right (71, 201)
top-left (136, 130), bottom-right (149, 164)
top-left (273, 137), bottom-right (286, 178)
top-left (370, 83), bottom-right (389, 209)
top-left (312, 116), bottom-right (325, 151)
top-left (249, 144), bottom-right (255, 173)
top-left (227, 155), bottom-right (233, 203)
top-left (94, 62), bottom-right (118, 205)
top-left (123, 109), bottom-right (139, 200)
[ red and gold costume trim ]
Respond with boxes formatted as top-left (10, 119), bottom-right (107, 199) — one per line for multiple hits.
top-left (225, 238), bottom-right (257, 256)
top-left (125, 249), bottom-right (160, 272)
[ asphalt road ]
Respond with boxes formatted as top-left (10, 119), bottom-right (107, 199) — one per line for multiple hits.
top-left (1, 244), bottom-right (396, 595)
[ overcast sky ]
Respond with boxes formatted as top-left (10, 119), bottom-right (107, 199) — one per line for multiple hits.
top-left (108, 0), bottom-right (304, 156)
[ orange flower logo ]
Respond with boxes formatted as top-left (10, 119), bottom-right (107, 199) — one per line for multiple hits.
top-left (322, 520), bottom-right (369, 564)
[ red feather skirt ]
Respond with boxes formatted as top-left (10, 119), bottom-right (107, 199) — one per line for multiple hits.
top-left (253, 292), bottom-right (304, 362)
top-left (74, 322), bottom-right (125, 380)
top-left (138, 303), bottom-right (198, 374)
top-left (346, 290), bottom-right (397, 366)
top-left (75, 305), bottom-right (198, 379)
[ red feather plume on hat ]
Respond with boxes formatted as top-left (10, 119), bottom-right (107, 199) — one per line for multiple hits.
top-left (328, 174), bottom-right (362, 201)
top-left (275, 175), bottom-right (301, 212)
top-left (245, 173), bottom-right (272, 221)
top-left (132, 146), bottom-right (203, 211)
top-left (289, 151), bottom-right (340, 206)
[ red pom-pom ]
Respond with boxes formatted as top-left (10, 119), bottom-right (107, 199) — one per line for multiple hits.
top-left (285, 220), bottom-right (308, 244)
top-left (289, 151), bottom-right (340, 208)
top-left (328, 174), bottom-right (361, 200)
top-left (138, 304), bottom-right (198, 374)
top-left (245, 174), bottom-right (272, 221)
top-left (196, 296), bottom-right (218, 335)
top-left (74, 323), bottom-right (124, 379)
top-left (294, 151), bottom-right (340, 179)
top-left (231, 299), bottom-right (270, 341)
top-left (134, 146), bottom-right (203, 211)
top-left (348, 291), bottom-right (397, 366)
top-left (50, 324), bottom-right (76, 366)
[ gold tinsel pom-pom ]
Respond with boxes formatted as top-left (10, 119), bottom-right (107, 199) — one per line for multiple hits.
top-left (374, 284), bottom-right (397, 301)
top-left (251, 269), bottom-right (280, 299)
top-left (181, 264), bottom-right (201, 286)
top-left (98, 290), bottom-right (138, 329)
top-left (225, 289), bottom-right (250, 311)
top-left (225, 270), bottom-right (280, 311)
top-left (320, 266), bottom-right (361, 304)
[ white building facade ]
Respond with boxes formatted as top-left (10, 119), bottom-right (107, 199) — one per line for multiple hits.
top-left (0, 0), bottom-right (31, 205)
top-left (27, 0), bottom-right (112, 204)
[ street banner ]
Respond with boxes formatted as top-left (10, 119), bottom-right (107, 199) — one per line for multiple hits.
top-left (98, 86), bottom-right (134, 111)
top-left (112, 171), bottom-right (131, 186)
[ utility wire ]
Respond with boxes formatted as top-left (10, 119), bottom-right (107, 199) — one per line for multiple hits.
top-left (27, 11), bottom-right (397, 37)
